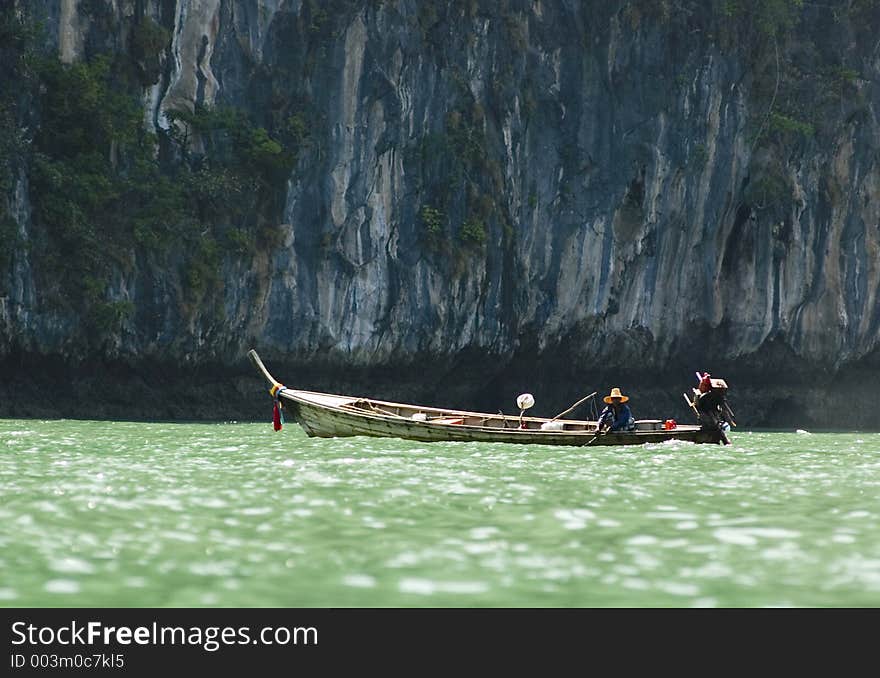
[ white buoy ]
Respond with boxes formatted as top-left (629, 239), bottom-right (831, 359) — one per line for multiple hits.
top-left (516, 393), bottom-right (535, 410)
top-left (516, 393), bottom-right (535, 429)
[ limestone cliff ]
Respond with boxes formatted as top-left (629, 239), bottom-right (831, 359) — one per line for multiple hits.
top-left (2, 0), bottom-right (880, 427)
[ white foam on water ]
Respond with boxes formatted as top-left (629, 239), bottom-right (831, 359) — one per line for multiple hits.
top-left (44, 579), bottom-right (80, 594)
top-left (297, 471), bottom-right (340, 486)
top-left (50, 557), bottom-right (95, 575)
top-left (386, 552), bottom-right (420, 568)
top-left (397, 578), bottom-right (434, 595)
top-left (189, 561), bottom-right (235, 577)
top-left (443, 483), bottom-right (482, 495)
top-left (385, 488), bottom-right (411, 499)
top-left (761, 545), bottom-right (806, 561)
top-left (646, 511), bottom-right (698, 521)
top-left (707, 516), bottom-right (759, 527)
top-left (554, 508), bottom-right (596, 530)
top-left (306, 498), bottom-right (336, 507)
top-left (194, 497), bottom-right (227, 509)
top-left (713, 526), bottom-right (800, 546)
top-left (35, 500), bottom-right (63, 515)
top-left (162, 530), bottom-right (198, 543)
top-left (627, 535), bottom-right (659, 546)
top-left (632, 553), bottom-right (662, 570)
top-left (680, 562), bottom-right (734, 580)
top-left (343, 574), bottom-right (377, 588)
top-left (712, 528), bottom-right (756, 546)
top-left (825, 555), bottom-right (880, 590)
top-left (597, 518), bottom-right (621, 528)
top-left (469, 527), bottom-right (499, 540)
top-left (341, 456), bottom-right (364, 464)
top-left (746, 527), bottom-right (802, 539)
top-left (398, 578), bottom-right (489, 595)
top-left (660, 581), bottom-right (700, 597)
top-left (612, 564), bottom-right (640, 576)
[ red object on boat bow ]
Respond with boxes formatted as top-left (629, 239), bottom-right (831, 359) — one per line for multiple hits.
top-left (273, 401), bottom-right (283, 431)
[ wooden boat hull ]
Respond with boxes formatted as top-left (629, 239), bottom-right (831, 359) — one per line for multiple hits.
top-left (248, 350), bottom-right (729, 447)
top-left (280, 392), bottom-right (724, 446)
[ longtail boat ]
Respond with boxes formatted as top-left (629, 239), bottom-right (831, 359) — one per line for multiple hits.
top-left (248, 350), bottom-right (733, 446)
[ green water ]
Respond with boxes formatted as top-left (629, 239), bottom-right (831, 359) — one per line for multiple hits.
top-left (1, 419), bottom-right (879, 607)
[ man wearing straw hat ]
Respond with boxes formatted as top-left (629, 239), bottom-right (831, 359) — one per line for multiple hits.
top-left (597, 387), bottom-right (636, 433)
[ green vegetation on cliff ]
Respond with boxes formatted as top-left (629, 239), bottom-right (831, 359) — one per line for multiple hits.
top-left (0, 7), bottom-right (307, 340)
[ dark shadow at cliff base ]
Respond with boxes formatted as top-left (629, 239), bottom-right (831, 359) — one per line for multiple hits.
top-left (2, 346), bottom-right (880, 431)
top-left (0, 352), bottom-right (266, 423)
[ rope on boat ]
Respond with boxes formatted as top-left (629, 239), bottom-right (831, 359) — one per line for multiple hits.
top-left (269, 382), bottom-right (285, 432)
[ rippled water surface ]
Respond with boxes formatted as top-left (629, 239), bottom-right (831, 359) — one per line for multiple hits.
top-left (2, 419), bottom-right (879, 607)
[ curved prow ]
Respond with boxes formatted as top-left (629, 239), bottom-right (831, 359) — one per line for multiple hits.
top-left (248, 349), bottom-right (280, 388)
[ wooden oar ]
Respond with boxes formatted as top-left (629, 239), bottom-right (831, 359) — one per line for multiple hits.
top-left (722, 401), bottom-right (737, 427)
top-left (683, 392), bottom-right (699, 419)
top-left (583, 426), bottom-right (607, 446)
top-left (551, 392), bottom-right (597, 422)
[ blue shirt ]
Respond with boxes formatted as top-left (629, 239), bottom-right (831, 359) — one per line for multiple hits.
top-left (598, 403), bottom-right (635, 431)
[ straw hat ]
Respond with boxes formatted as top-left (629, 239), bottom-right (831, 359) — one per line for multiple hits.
top-left (603, 387), bottom-right (629, 404)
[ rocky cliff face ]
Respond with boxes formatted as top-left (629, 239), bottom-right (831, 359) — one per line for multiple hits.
top-left (2, 1), bottom-right (880, 427)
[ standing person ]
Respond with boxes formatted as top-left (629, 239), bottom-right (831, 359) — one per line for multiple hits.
top-left (597, 387), bottom-right (636, 433)
top-left (693, 374), bottom-right (734, 436)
